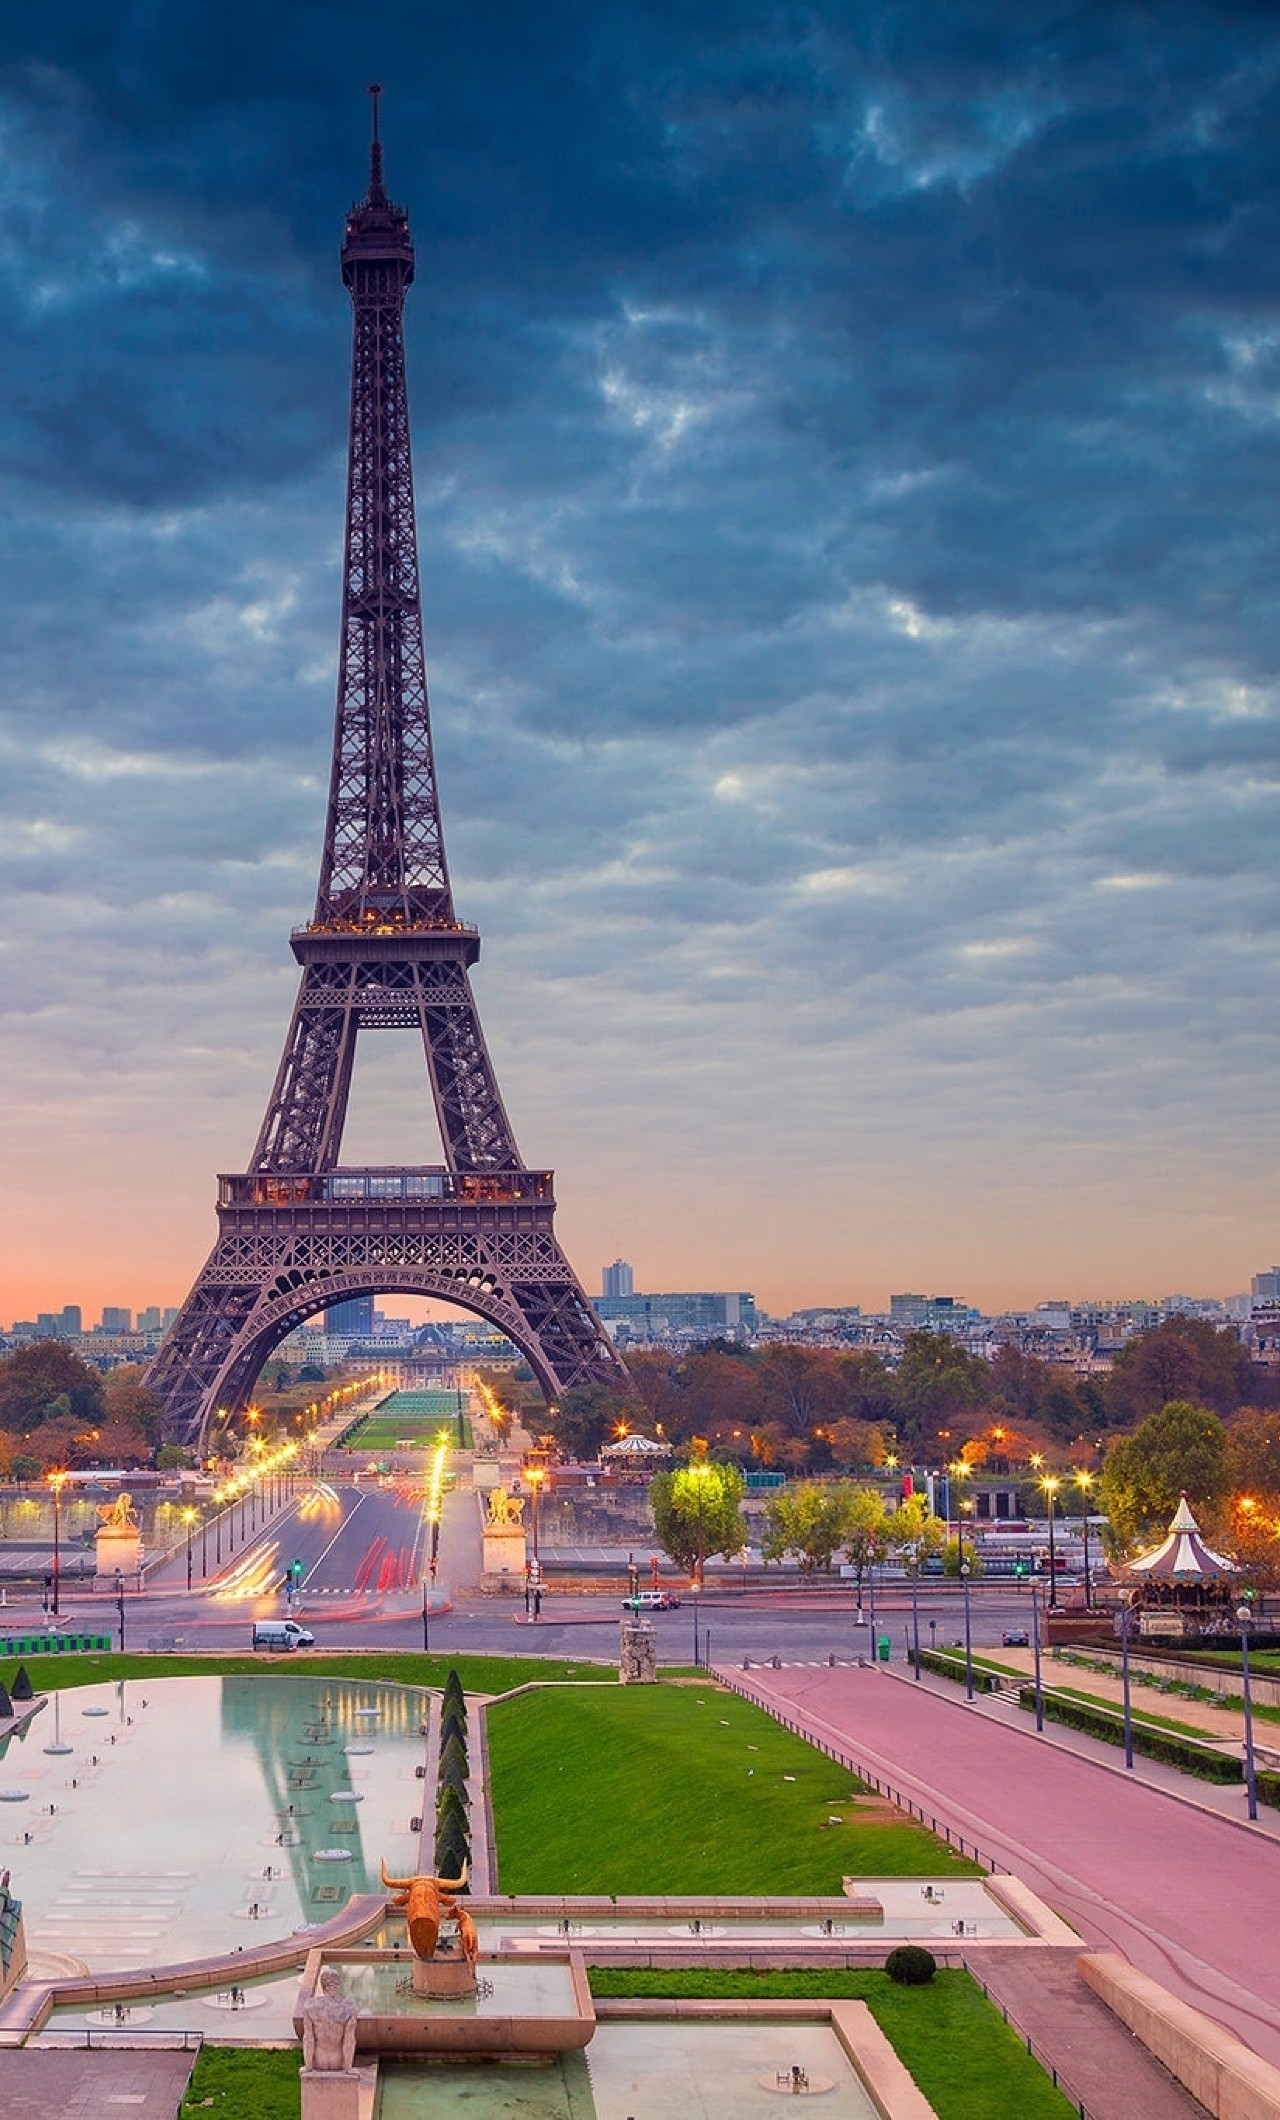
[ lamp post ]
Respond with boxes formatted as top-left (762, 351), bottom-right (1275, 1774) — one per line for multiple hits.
top-left (1120, 1590), bottom-right (1135, 1770)
top-left (1041, 1475), bottom-right (1061, 1609)
top-left (48, 1471), bottom-right (66, 1620)
top-left (183, 1508), bottom-right (197, 1591)
top-left (960, 1560), bottom-right (974, 1701)
top-left (527, 1467), bottom-right (545, 1567)
top-left (114, 1570), bottom-right (125, 1653)
top-left (910, 1544), bottom-right (922, 1682)
top-left (1031, 1580), bottom-right (1044, 1732)
top-left (422, 1579), bottom-right (431, 1656)
top-left (867, 1559), bottom-right (877, 1665)
top-left (201, 1509), bottom-right (208, 1579)
top-left (1075, 1471), bottom-right (1094, 1607)
top-left (1238, 1602), bottom-right (1258, 1822)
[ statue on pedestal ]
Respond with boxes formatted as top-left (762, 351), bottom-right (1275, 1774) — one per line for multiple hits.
top-left (94, 1493), bottom-right (143, 1590)
top-left (300, 1967), bottom-right (358, 2073)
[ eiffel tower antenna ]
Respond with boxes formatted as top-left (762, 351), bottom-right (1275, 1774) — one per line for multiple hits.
top-left (149, 96), bottom-right (626, 1447)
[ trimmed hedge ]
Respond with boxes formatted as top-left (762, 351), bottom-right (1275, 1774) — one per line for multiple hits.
top-left (1018, 1687), bottom-right (1241, 1782)
top-left (917, 1648), bottom-right (1000, 1695)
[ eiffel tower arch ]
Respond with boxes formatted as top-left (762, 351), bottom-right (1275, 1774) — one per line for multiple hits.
top-left (148, 94), bottom-right (626, 1449)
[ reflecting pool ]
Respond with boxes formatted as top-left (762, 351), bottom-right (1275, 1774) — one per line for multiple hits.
top-left (0, 1675), bottom-right (426, 1970)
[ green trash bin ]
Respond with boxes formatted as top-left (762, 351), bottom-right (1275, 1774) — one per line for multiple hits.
top-left (877, 1635), bottom-right (891, 1663)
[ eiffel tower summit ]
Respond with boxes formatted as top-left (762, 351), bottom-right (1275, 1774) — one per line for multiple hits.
top-left (148, 91), bottom-right (627, 1448)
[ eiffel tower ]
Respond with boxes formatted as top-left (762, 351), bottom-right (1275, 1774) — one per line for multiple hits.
top-left (148, 93), bottom-right (626, 1448)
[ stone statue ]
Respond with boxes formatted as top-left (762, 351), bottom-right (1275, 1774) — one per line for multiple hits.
top-left (96, 1494), bottom-right (139, 1532)
top-left (300, 1967), bottom-right (358, 2073)
top-left (486, 1486), bottom-right (525, 1526)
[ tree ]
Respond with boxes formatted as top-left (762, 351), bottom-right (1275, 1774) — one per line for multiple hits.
top-left (841, 1486), bottom-right (892, 1608)
top-left (941, 1536), bottom-right (983, 1578)
top-left (1098, 1400), bottom-right (1229, 1557)
top-left (893, 1334), bottom-right (988, 1454)
top-left (0, 1346), bottom-right (103, 1433)
top-left (762, 1482), bottom-right (855, 1575)
top-left (649, 1458), bottom-right (747, 1584)
top-left (1106, 1319), bottom-right (1256, 1426)
top-left (886, 1494), bottom-right (947, 1569)
top-left (101, 1368), bottom-right (164, 1446)
top-left (1221, 1410), bottom-right (1280, 1586)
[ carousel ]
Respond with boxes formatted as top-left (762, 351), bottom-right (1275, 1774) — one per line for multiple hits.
top-left (599, 1432), bottom-right (672, 1471)
top-left (1121, 1492), bottom-right (1243, 1640)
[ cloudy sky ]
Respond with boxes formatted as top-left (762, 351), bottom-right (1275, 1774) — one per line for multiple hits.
top-left (3, 1), bottom-right (1280, 1326)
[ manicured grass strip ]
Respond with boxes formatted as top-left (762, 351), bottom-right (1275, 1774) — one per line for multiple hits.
top-left (588, 1969), bottom-right (1076, 2120)
top-left (1050, 1683), bottom-right (1220, 1742)
top-left (0, 1652), bottom-right (612, 1696)
top-left (487, 1684), bottom-right (981, 1894)
top-left (181, 2047), bottom-right (300, 2119)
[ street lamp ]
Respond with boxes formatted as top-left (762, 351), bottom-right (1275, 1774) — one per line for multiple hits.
top-left (1031, 1579), bottom-right (1044, 1732)
top-left (960, 1560), bottom-right (974, 1700)
top-left (48, 1471), bottom-right (67, 1620)
top-left (114, 1569), bottom-right (126, 1653)
top-left (1120, 1589), bottom-right (1136, 1770)
top-left (910, 1541), bottom-right (922, 1682)
top-left (527, 1467), bottom-right (545, 1567)
top-left (1238, 1601), bottom-right (1258, 1822)
top-left (1040, 1475), bottom-right (1061, 1608)
top-left (183, 1508), bottom-right (198, 1591)
top-left (1075, 1471), bottom-right (1095, 1606)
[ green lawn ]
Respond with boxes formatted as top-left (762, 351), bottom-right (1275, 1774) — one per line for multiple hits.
top-left (1051, 1683), bottom-right (1222, 1742)
top-left (487, 1683), bottom-right (981, 1893)
top-left (0, 1651), bottom-right (613, 1697)
top-left (181, 2047), bottom-right (301, 2119)
top-left (588, 1969), bottom-right (1075, 2120)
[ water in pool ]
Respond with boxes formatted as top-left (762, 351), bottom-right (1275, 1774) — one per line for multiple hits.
top-left (0, 1674), bottom-right (427, 1970)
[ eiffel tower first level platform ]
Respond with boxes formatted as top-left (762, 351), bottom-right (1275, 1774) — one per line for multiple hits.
top-left (147, 94), bottom-right (626, 1448)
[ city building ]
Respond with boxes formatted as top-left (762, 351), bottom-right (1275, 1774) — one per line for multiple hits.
top-left (326, 1294), bottom-right (375, 1336)
top-left (889, 1294), bottom-right (972, 1333)
top-left (597, 1290), bottom-right (758, 1341)
top-left (601, 1259), bottom-right (634, 1300)
top-left (99, 1307), bottom-right (132, 1335)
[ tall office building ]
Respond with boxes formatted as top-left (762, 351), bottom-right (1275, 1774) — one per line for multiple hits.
top-left (99, 1307), bottom-right (132, 1334)
top-left (1252, 1269), bottom-right (1280, 1305)
top-left (602, 1259), bottom-right (635, 1300)
top-left (61, 1305), bottom-right (82, 1335)
top-left (326, 1294), bottom-right (375, 1336)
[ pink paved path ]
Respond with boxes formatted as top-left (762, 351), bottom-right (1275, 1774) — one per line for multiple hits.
top-left (723, 1662), bottom-right (1280, 2069)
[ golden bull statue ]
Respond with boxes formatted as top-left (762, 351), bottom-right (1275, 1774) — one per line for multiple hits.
top-left (379, 1859), bottom-right (470, 1961)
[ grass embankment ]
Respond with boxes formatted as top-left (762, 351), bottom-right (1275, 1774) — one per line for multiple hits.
top-left (181, 2047), bottom-right (300, 2119)
top-left (0, 1652), bottom-right (612, 1697)
top-left (590, 1969), bottom-right (1075, 2120)
top-left (488, 1683), bottom-right (981, 1893)
top-left (1051, 1683), bottom-right (1220, 1742)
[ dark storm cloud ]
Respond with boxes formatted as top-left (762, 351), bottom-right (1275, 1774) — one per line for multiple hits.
top-left (2, 0), bottom-right (1280, 1310)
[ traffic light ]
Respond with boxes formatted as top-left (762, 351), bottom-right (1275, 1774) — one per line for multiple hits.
top-left (289, 1559), bottom-right (305, 1586)
top-left (1013, 1560), bottom-right (1026, 1579)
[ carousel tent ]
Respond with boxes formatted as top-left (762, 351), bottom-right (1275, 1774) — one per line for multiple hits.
top-left (1126, 1493), bottom-right (1240, 1581)
top-left (599, 1433), bottom-right (671, 1461)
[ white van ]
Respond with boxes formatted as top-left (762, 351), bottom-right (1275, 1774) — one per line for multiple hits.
top-left (251, 1618), bottom-right (315, 1651)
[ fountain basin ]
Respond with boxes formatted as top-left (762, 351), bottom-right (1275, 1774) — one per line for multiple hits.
top-left (296, 1949), bottom-right (595, 2058)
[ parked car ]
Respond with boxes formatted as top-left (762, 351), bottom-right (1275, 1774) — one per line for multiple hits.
top-left (1001, 1628), bottom-right (1030, 1648)
top-left (621, 1590), bottom-right (681, 1612)
top-left (251, 1619), bottom-right (315, 1651)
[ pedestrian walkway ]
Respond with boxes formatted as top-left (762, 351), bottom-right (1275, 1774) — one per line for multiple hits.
top-left (963, 1946), bottom-right (1204, 2120)
top-left (0, 2048), bottom-right (195, 2118)
top-left (717, 1659), bottom-right (1280, 2073)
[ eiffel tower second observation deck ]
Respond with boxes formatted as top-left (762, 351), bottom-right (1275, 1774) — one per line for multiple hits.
top-left (148, 91), bottom-right (626, 1448)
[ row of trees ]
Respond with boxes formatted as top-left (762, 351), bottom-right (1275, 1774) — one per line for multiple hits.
top-left (646, 1452), bottom-right (959, 1589)
top-left (0, 1345), bottom-right (165, 1476)
top-left (546, 1317), bottom-right (1272, 1466)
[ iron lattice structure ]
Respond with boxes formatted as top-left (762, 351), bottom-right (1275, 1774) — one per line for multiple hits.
top-left (149, 99), bottom-right (626, 1448)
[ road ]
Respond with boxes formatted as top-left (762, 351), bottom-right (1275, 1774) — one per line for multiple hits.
top-left (20, 1476), bottom-right (1060, 1661)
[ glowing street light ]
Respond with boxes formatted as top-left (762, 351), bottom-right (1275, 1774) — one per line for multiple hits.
top-left (1075, 1470), bottom-right (1095, 1606)
top-left (1040, 1474), bottom-right (1061, 1608)
top-left (47, 1470), bottom-right (68, 1619)
top-left (183, 1506), bottom-right (198, 1591)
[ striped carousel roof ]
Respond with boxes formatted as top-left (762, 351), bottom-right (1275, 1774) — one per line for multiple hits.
top-left (1126, 1492), bottom-right (1240, 1580)
top-left (599, 1432), bottom-right (672, 1458)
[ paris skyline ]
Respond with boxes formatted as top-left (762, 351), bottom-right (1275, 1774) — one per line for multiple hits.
top-left (3, 4), bottom-right (1280, 1326)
